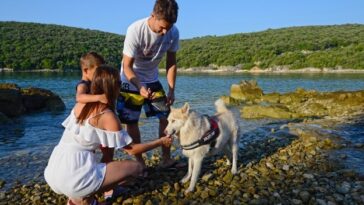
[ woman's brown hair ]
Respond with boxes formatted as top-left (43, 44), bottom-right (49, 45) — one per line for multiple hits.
top-left (77, 65), bottom-right (120, 124)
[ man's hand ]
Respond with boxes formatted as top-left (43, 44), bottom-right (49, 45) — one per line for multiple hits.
top-left (139, 86), bottom-right (154, 99)
top-left (166, 90), bottom-right (175, 106)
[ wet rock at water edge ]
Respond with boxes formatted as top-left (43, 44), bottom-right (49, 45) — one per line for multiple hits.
top-left (0, 83), bottom-right (65, 120)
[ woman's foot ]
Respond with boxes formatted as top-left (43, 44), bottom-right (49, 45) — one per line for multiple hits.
top-left (103, 189), bottom-right (114, 200)
top-left (104, 185), bottom-right (129, 200)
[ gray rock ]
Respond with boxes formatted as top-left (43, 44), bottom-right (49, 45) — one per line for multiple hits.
top-left (292, 199), bottom-right (302, 205)
top-left (333, 193), bottom-right (344, 202)
top-left (316, 199), bottom-right (327, 205)
top-left (327, 201), bottom-right (337, 205)
top-left (282, 164), bottom-right (290, 171)
top-left (336, 181), bottom-right (351, 194)
top-left (303, 173), bottom-right (314, 179)
top-left (299, 191), bottom-right (311, 202)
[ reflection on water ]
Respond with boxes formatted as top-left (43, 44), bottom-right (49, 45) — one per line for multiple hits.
top-left (0, 119), bottom-right (25, 146)
top-left (0, 71), bottom-right (364, 189)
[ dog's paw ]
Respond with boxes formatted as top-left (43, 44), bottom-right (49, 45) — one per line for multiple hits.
top-left (180, 177), bottom-right (189, 184)
top-left (231, 167), bottom-right (238, 175)
top-left (184, 187), bottom-right (194, 194)
top-left (226, 159), bottom-right (231, 166)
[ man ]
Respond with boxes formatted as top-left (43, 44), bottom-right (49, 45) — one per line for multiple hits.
top-left (117, 0), bottom-right (181, 169)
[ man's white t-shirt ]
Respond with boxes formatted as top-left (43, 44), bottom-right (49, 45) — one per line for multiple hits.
top-left (121, 17), bottom-right (179, 90)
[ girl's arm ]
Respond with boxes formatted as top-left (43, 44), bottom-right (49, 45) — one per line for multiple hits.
top-left (76, 83), bottom-right (107, 104)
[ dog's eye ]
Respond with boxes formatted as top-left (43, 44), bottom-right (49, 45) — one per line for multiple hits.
top-left (171, 120), bottom-right (175, 123)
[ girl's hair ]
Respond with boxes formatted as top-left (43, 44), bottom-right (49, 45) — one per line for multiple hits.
top-left (153, 0), bottom-right (178, 24)
top-left (77, 65), bottom-right (120, 124)
top-left (80, 51), bottom-right (105, 69)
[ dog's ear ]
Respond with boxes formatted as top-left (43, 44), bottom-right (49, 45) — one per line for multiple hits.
top-left (181, 102), bottom-right (190, 114)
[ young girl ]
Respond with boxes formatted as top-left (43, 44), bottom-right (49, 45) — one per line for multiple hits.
top-left (77, 51), bottom-right (107, 104)
top-left (44, 65), bottom-right (172, 205)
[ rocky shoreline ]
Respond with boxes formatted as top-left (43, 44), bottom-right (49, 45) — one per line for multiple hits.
top-left (163, 66), bottom-right (364, 74)
top-left (1, 117), bottom-right (363, 204)
top-left (1, 81), bottom-right (363, 204)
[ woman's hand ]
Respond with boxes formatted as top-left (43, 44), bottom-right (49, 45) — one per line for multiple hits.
top-left (160, 135), bottom-right (173, 147)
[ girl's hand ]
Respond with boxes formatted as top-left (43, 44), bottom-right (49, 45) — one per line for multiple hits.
top-left (160, 135), bottom-right (173, 147)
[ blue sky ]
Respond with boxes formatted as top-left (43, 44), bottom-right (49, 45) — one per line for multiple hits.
top-left (0, 0), bottom-right (363, 39)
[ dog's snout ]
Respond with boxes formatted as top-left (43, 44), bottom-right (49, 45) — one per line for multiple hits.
top-left (164, 129), bottom-right (176, 136)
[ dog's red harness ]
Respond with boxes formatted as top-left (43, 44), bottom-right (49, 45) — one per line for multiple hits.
top-left (180, 116), bottom-right (220, 150)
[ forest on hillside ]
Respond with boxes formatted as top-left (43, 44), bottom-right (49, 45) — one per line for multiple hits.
top-left (173, 24), bottom-right (364, 70)
top-left (0, 22), bottom-right (363, 71)
top-left (0, 22), bottom-right (123, 70)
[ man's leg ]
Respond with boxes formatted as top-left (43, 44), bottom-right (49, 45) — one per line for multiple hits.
top-left (126, 123), bottom-right (146, 167)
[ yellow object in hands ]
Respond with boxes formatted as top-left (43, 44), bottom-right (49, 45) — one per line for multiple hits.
top-left (120, 92), bottom-right (145, 105)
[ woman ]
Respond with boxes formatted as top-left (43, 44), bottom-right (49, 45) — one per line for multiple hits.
top-left (44, 65), bottom-right (172, 205)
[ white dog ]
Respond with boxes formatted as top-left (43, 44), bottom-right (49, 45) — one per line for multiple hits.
top-left (165, 99), bottom-right (239, 193)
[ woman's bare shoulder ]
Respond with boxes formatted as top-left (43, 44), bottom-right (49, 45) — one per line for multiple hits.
top-left (101, 110), bottom-right (122, 131)
top-left (73, 103), bottom-right (85, 117)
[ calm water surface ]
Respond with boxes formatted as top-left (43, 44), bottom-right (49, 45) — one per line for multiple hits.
top-left (0, 72), bottom-right (364, 189)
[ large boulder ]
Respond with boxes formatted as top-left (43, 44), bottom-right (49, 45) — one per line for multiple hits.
top-left (21, 87), bottom-right (65, 112)
top-left (226, 81), bottom-right (364, 119)
top-left (241, 104), bottom-right (297, 119)
top-left (0, 83), bottom-right (25, 117)
top-left (230, 80), bottom-right (263, 103)
top-left (0, 83), bottom-right (65, 119)
top-left (0, 112), bottom-right (11, 124)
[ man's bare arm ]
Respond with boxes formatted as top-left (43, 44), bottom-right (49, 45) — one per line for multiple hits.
top-left (166, 51), bottom-right (177, 105)
top-left (122, 54), bottom-right (151, 98)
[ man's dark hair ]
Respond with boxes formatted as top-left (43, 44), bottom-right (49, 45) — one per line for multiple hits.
top-left (153, 0), bottom-right (179, 24)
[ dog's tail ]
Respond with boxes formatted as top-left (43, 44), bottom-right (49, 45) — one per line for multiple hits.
top-left (215, 98), bottom-right (228, 113)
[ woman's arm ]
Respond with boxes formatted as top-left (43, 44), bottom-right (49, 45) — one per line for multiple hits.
top-left (101, 112), bottom-right (172, 156)
top-left (122, 136), bottom-right (172, 155)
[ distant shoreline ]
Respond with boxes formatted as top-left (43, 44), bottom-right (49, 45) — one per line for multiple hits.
top-left (2, 67), bottom-right (364, 74)
top-left (161, 67), bottom-right (364, 74)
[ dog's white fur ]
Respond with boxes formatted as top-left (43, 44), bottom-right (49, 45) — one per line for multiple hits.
top-left (165, 99), bottom-right (239, 193)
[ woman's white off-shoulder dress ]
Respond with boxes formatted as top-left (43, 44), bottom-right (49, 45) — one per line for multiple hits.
top-left (44, 110), bottom-right (132, 198)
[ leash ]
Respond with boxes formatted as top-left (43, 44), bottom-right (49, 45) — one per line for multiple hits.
top-left (180, 116), bottom-right (220, 150)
